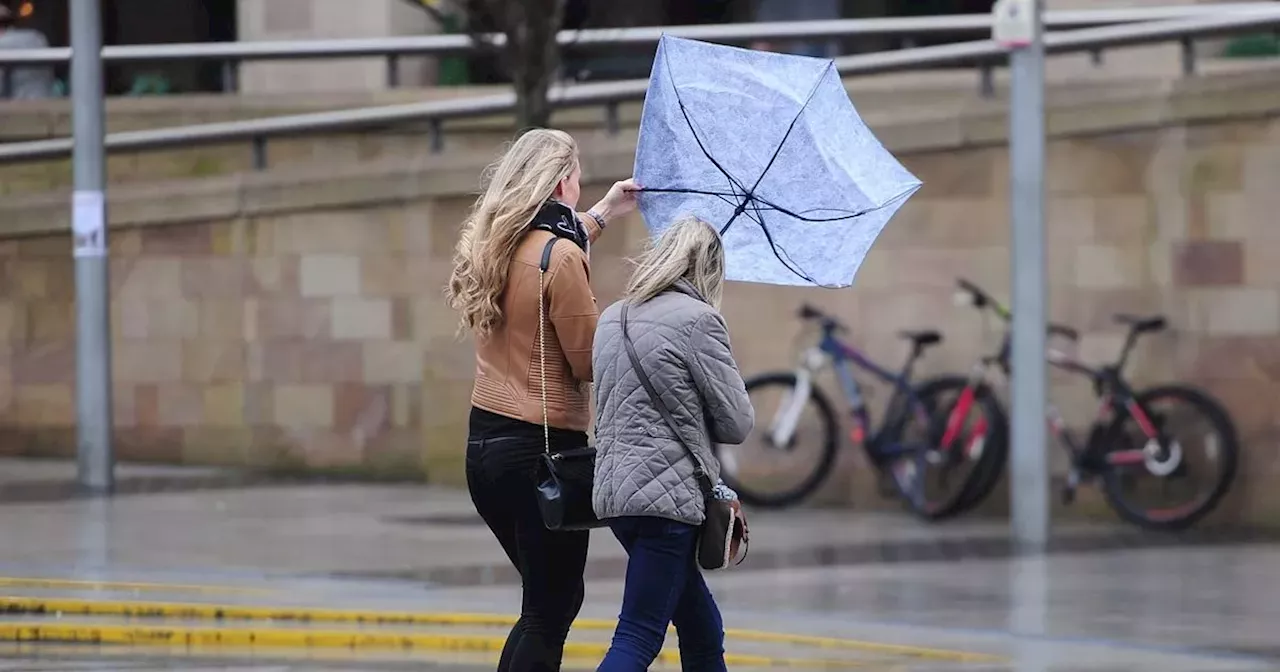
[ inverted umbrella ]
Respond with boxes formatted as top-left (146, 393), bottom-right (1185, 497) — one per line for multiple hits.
top-left (634, 35), bottom-right (923, 288)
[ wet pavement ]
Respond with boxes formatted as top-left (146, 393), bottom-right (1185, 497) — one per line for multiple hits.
top-left (0, 459), bottom-right (1277, 670)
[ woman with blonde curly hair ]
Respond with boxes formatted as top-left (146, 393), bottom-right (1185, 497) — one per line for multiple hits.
top-left (446, 128), bottom-right (638, 671)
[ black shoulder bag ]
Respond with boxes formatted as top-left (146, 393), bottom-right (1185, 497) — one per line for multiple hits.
top-left (620, 303), bottom-right (747, 571)
top-left (532, 236), bottom-right (607, 532)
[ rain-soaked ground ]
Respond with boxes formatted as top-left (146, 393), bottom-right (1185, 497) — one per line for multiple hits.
top-left (0, 459), bottom-right (1276, 671)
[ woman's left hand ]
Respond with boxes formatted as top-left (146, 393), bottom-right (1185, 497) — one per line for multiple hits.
top-left (591, 178), bottom-right (642, 223)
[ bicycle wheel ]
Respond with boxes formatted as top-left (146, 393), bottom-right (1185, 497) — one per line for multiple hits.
top-left (891, 375), bottom-right (1008, 521)
top-left (1101, 385), bottom-right (1239, 531)
top-left (713, 372), bottom-right (839, 509)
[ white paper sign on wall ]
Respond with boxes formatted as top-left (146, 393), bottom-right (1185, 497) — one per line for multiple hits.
top-left (993, 0), bottom-right (1036, 48)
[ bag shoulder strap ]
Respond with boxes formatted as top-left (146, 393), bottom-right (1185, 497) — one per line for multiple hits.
top-left (620, 303), bottom-right (714, 497)
top-left (537, 236), bottom-right (559, 455)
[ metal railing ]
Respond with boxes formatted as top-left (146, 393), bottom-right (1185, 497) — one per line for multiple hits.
top-left (1, 10), bottom-right (1279, 166)
top-left (0, 4), bottom-right (1275, 92)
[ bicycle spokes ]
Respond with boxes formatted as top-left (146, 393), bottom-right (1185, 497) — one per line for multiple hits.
top-left (1105, 395), bottom-right (1228, 525)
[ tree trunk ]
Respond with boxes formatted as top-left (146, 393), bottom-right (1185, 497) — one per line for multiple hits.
top-left (502, 0), bottom-right (566, 130)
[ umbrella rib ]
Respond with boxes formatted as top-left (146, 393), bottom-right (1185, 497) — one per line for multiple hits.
top-left (719, 61), bottom-right (831, 236)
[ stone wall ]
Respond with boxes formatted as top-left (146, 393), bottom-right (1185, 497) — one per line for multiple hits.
top-left (1, 66), bottom-right (1279, 524)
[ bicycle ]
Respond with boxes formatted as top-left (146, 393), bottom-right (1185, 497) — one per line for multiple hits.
top-left (922, 278), bottom-right (1239, 530)
top-left (718, 303), bottom-right (1003, 518)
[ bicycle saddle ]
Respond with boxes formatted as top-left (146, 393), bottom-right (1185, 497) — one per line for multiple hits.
top-left (1114, 313), bottom-right (1167, 333)
top-left (897, 329), bottom-right (942, 348)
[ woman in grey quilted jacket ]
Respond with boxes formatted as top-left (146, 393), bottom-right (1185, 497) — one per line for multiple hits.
top-left (591, 215), bottom-right (754, 672)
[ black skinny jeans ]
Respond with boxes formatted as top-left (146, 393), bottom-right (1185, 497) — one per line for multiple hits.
top-left (465, 411), bottom-right (590, 672)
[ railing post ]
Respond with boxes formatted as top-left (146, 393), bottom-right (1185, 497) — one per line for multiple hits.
top-left (1089, 49), bottom-right (1103, 66)
top-left (1180, 37), bottom-right (1196, 76)
top-left (220, 61), bottom-right (239, 93)
top-left (979, 64), bottom-right (995, 98)
top-left (387, 55), bottom-right (401, 88)
top-left (605, 101), bottom-right (620, 136)
top-left (252, 136), bottom-right (268, 170)
top-left (429, 118), bottom-right (443, 153)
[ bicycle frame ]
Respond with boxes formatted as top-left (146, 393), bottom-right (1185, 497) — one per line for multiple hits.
top-left (772, 314), bottom-right (933, 465)
top-left (948, 279), bottom-right (1170, 487)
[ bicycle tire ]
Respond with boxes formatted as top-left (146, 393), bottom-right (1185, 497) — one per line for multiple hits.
top-left (905, 375), bottom-right (1009, 521)
top-left (714, 372), bottom-right (839, 509)
top-left (1100, 384), bottom-right (1239, 531)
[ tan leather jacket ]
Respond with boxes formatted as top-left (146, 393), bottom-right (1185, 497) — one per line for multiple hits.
top-left (471, 215), bottom-right (603, 432)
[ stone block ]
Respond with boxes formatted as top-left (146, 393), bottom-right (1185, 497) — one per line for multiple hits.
top-left (1092, 196), bottom-right (1154, 245)
top-left (182, 341), bottom-right (246, 383)
top-left (391, 298), bottom-right (413, 340)
top-left (1192, 336), bottom-right (1280, 382)
top-left (180, 427), bottom-right (256, 466)
top-left (134, 384), bottom-right (160, 427)
top-left (250, 298), bottom-right (331, 341)
top-left (361, 255), bottom-right (417, 296)
top-left (7, 260), bottom-right (49, 300)
top-left (246, 256), bottom-right (300, 296)
top-left (140, 222), bottom-right (216, 256)
top-left (363, 341), bottom-right (424, 384)
top-left (181, 258), bottom-right (246, 298)
top-left (1204, 191), bottom-right (1249, 240)
top-left (113, 341), bottom-right (182, 383)
top-left (334, 383), bottom-right (392, 438)
top-left (273, 385), bottom-right (335, 428)
top-left (0, 302), bottom-right (27, 345)
top-left (25, 303), bottom-right (75, 342)
top-left (156, 383), bottom-right (204, 427)
top-left (203, 383), bottom-right (245, 426)
top-left (12, 342), bottom-right (74, 386)
top-left (294, 429), bottom-right (363, 468)
top-left (331, 298), bottom-right (392, 340)
top-left (299, 254), bottom-right (361, 297)
top-left (1244, 243), bottom-right (1280, 286)
top-left (898, 148), bottom-right (1001, 197)
top-left (1046, 197), bottom-right (1097, 244)
top-left (115, 258), bottom-right (183, 299)
top-left (251, 342), bottom-right (363, 384)
top-left (141, 298), bottom-right (201, 340)
top-left (197, 299), bottom-right (246, 341)
top-left (390, 383), bottom-right (420, 429)
top-left (1172, 239), bottom-right (1243, 287)
top-left (1073, 245), bottom-right (1146, 289)
top-left (12, 384), bottom-right (74, 426)
top-left (242, 382), bottom-right (275, 425)
top-left (1184, 287), bottom-right (1280, 336)
top-left (264, 210), bottom-right (397, 254)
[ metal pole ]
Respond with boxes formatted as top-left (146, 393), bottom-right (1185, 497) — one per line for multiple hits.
top-left (71, 0), bottom-right (114, 495)
top-left (1008, 0), bottom-right (1048, 554)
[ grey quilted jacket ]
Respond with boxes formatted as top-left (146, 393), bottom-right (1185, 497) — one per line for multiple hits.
top-left (591, 280), bottom-right (754, 525)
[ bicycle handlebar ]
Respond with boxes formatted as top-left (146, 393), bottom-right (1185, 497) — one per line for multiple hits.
top-left (798, 303), bottom-right (848, 334)
top-left (954, 278), bottom-right (1077, 341)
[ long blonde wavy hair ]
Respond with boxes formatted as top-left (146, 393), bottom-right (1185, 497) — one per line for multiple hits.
top-left (446, 129), bottom-right (579, 338)
top-left (624, 215), bottom-right (726, 310)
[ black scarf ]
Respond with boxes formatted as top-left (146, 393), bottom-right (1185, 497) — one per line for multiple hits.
top-left (529, 200), bottom-right (588, 252)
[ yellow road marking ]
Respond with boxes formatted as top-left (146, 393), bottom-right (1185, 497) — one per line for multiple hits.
top-left (0, 578), bottom-right (271, 595)
top-left (0, 596), bottom-right (1005, 664)
top-left (0, 621), bottom-right (882, 669)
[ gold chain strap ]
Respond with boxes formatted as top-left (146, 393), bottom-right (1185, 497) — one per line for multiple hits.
top-left (538, 265), bottom-right (550, 455)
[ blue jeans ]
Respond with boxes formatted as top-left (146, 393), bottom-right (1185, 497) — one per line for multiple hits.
top-left (597, 517), bottom-right (726, 672)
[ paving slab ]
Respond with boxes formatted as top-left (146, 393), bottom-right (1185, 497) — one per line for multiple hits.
top-left (0, 472), bottom-right (1276, 670)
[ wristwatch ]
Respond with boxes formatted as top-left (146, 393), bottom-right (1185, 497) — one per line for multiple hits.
top-left (586, 208), bottom-right (607, 231)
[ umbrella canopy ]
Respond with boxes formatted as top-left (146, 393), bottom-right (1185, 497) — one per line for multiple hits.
top-left (634, 35), bottom-right (923, 288)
